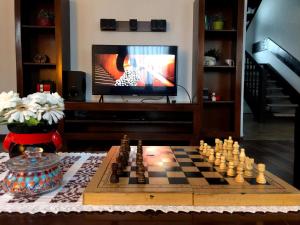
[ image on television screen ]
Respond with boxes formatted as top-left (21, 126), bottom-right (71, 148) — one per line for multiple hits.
top-left (92, 45), bottom-right (177, 95)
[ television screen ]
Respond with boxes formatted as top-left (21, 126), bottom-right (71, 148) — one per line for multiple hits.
top-left (92, 45), bottom-right (177, 96)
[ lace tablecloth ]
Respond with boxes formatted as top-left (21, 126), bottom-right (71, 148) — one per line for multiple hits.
top-left (0, 152), bottom-right (299, 214)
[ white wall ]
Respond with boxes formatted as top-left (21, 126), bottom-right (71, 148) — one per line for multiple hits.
top-left (0, 0), bottom-right (17, 134)
top-left (70, 0), bottom-right (194, 103)
top-left (246, 0), bottom-right (300, 92)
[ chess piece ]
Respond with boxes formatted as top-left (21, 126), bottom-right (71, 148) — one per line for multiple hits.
top-left (219, 156), bottom-right (227, 172)
top-left (199, 140), bottom-right (204, 152)
top-left (208, 148), bottom-right (215, 163)
top-left (227, 161), bottom-right (235, 177)
top-left (214, 152), bottom-right (221, 166)
top-left (215, 138), bottom-right (220, 152)
top-left (123, 134), bottom-right (131, 153)
top-left (110, 163), bottom-right (119, 183)
top-left (235, 164), bottom-right (244, 183)
top-left (227, 138), bottom-right (234, 161)
top-left (233, 142), bottom-right (239, 167)
top-left (222, 139), bottom-right (228, 160)
top-left (244, 157), bottom-right (254, 177)
top-left (116, 162), bottom-right (123, 176)
top-left (202, 143), bottom-right (208, 156)
top-left (256, 163), bottom-right (267, 184)
top-left (206, 146), bottom-right (211, 158)
top-left (239, 148), bottom-right (246, 163)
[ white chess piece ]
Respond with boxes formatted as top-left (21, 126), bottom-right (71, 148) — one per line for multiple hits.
top-left (233, 141), bottom-right (239, 167)
top-left (219, 156), bottom-right (226, 172)
top-left (256, 163), bottom-right (267, 184)
top-left (227, 161), bottom-right (235, 177)
top-left (235, 164), bottom-right (244, 183)
top-left (215, 152), bottom-right (221, 166)
top-left (208, 148), bottom-right (215, 163)
top-left (244, 157), bottom-right (254, 177)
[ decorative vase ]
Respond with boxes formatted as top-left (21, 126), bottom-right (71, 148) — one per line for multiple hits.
top-left (204, 56), bottom-right (217, 66)
top-left (2, 124), bottom-right (62, 158)
top-left (212, 20), bottom-right (224, 30)
top-left (37, 18), bottom-right (52, 26)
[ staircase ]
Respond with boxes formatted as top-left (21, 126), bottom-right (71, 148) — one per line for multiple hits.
top-left (246, 0), bottom-right (262, 30)
top-left (262, 64), bottom-right (298, 118)
top-left (244, 52), bottom-right (299, 121)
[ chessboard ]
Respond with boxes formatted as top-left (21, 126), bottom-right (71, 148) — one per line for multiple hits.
top-left (84, 141), bottom-right (300, 206)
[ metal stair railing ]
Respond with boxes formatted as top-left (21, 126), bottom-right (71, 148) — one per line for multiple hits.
top-left (244, 51), bottom-right (267, 122)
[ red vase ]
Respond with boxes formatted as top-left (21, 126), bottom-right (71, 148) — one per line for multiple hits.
top-left (37, 18), bottom-right (52, 26)
top-left (3, 124), bottom-right (62, 158)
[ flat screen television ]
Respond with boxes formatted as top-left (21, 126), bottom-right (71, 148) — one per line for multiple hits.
top-left (92, 45), bottom-right (177, 96)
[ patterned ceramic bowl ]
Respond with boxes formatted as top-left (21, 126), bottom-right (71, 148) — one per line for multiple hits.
top-left (2, 147), bottom-right (62, 196)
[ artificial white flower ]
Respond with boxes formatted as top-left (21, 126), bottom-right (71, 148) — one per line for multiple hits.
top-left (27, 92), bottom-right (47, 105)
top-left (40, 104), bottom-right (64, 125)
top-left (4, 102), bottom-right (37, 123)
top-left (0, 91), bottom-right (21, 113)
top-left (46, 92), bottom-right (64, 107)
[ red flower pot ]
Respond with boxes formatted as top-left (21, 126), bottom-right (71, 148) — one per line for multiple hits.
top-left (3, 124), bottom-right (62, 158)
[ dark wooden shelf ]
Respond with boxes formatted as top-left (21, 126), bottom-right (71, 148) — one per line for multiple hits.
top-left (64, 119), bottom-right (193, 125)
top-left (64, 102), bottom-right (199, 112)
top-left (22, 25), bottom-right (55, 29)
top-left (204, 65), bottom-right (236, 71)
top-left (23, 62), bottom-right (56, 67)
top-left (205, 29), bottom-right (237, 34)
top-left (204, 101), bottom-right (235, 105)
top-left (63, 132), bottom-right (193, 141)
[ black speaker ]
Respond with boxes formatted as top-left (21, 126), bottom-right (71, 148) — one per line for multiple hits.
top-left (151, 19), bottom-right (167, 32)
top-left (63, 71), bottom-right (86, 101)
top-left (129, 19), bottom-right (138, 31)
top-left (100, 19), bottom-right (117, 31)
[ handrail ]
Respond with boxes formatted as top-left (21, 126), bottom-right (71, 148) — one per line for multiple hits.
top-left (252, 38), bottom-right (300, 77)
top-left (244, 51), bottom-right (267, 121)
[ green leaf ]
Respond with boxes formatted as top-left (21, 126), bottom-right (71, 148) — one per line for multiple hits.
top-left (25, 118), bottom-right (40, 126)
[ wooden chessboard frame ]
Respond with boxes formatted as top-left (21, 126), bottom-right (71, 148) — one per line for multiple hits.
top-left (83, 146), bottom-right (300, 206)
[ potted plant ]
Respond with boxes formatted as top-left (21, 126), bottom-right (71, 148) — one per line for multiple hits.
top-left (212, 14), bottom-right (224, 30)
top-left (204, 48), bottom-right (221, 66)
top-left (0, 91), bottom-right (64, 157)
top-left (37, 9), bottom-right (54, 26)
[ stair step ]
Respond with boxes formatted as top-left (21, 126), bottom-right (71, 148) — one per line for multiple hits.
top-left (267, 104), bottom-right (298, 108)
top-left (266, 95), bottom-right (290, 99)
top-left (267, 87), bottom-right (283, 90)
top-left (267, 80), bottom-right (277, 83)
top-left (273, 113), bottom-right (295, 118)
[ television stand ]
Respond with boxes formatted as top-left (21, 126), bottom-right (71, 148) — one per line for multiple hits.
top-left (63, 102), bottom-right (201, 147)
top-left (99, 95), bottom-right (104, 103)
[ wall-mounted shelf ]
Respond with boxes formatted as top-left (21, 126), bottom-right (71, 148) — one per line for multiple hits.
top-left (100, 19), bottom-right (167, 32)
top-left (23, 62), bottom-right (56, 67)
top-left (204, 65), bottom-right (236, 71)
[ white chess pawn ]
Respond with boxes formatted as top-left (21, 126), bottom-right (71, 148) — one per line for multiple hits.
top-left (256, 163), bottom-right (267, 184)
top-left (214, 152), bottom-right (221, 166)
top-left (219, 156), bottom-right (226, 172)
top-left (227, 161), bottom-right (235, 177)
top-left (208, 149), bottom-right (215, 163)
top-left (235, 164), bottom-right (245, 183)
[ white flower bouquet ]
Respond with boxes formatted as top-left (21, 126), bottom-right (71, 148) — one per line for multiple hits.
top-left (0, 91), bottom-right (64, 126)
